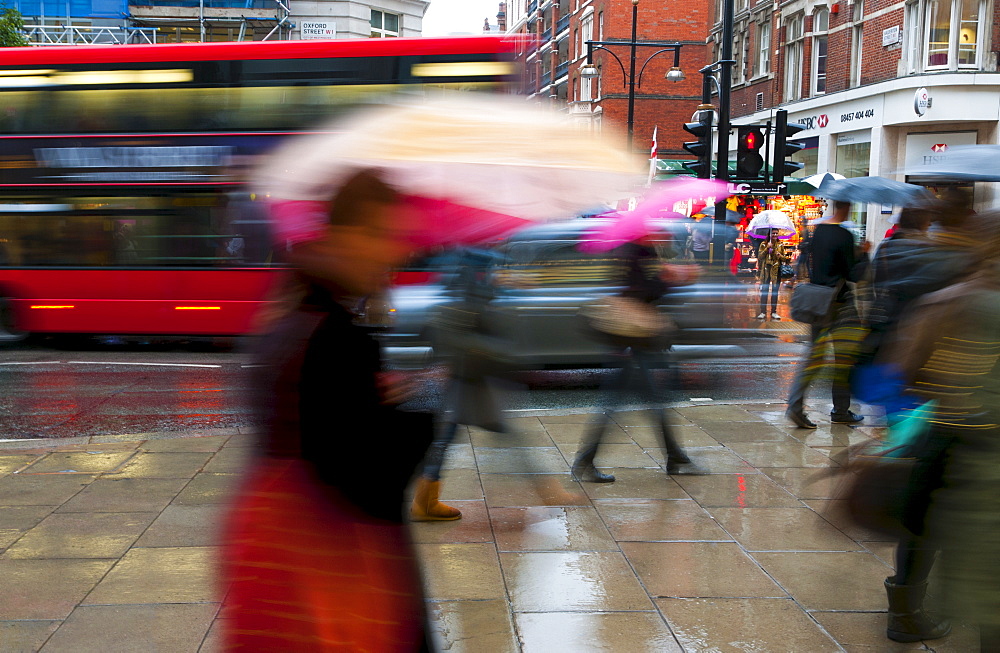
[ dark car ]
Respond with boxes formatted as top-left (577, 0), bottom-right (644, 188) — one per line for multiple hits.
top-left (381, 218), bottom-right (753, 369)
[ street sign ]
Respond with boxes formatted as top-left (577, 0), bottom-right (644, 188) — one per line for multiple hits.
top-left (728, 182), bottom-right (788, 196)
top-left (301, 21), bottom-right (336, 39)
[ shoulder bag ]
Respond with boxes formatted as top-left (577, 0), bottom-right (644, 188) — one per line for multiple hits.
top-left (790, 280), bottom-right (843, 324)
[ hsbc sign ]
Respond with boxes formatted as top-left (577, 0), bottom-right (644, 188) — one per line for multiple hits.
top-left (904, 132), bottom-right (977, 168)
top-left (789, 99), bottom-right (882, 135)
top-left (791, 114), bottom-right (827, 131)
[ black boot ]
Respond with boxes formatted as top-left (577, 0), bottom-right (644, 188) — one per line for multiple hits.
top-left (884, 578), bottom-right (952, 643)
top-left (571, 445), bottom-right (615, 483)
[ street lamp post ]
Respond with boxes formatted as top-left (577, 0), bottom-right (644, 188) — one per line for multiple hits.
top-left (579, 0), bottom-right (687, 151)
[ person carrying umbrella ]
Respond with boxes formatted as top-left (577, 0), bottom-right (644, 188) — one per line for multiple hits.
top-left (221, 169), bottom-right (435, 651)
top-left (756, 230), bottom-right (790, 320)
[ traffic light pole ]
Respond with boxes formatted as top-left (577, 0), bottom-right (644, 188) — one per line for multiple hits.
top-left (708, 0), bottom-right (735, 268)
top-left (715, 0), bottom-right (734, 183)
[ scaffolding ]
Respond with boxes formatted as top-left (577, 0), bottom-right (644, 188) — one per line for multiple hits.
top-left (22, 0), bottom-right (290, 45)
top-left (24, 25), bottom-right (159, 44)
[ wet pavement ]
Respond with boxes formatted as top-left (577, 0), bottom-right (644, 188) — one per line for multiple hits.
top-left (0, 402), bottom-right (983, 652)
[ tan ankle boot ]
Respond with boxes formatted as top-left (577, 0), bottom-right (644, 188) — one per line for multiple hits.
top-left (411, 478), bottom-right (461, 521)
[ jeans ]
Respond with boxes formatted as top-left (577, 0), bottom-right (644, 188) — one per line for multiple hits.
top-left (421, 420), bottom-right (458, 482)
top-left (759, 279), bottom-right (779, 315)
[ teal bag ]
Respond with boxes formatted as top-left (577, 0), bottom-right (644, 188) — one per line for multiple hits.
top-left (884, 400), bottom-right (938, 452)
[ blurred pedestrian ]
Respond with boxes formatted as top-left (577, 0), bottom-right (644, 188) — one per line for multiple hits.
top-left (863, 206), bottom-right (933, 334)
top-left (413, 248), bottom-right (507, 521)
top-left (756, 230), bottom-right (789, 320)
top-left (688, 217), bottom-right (712, 263)
top-left (786, 200), bottom-right (870, 429)
top-left (858, 199), bottom-right (979, 371)
top-left (874, 211), bottom-right (1000, 646)
top-left (221, 169), bottom-right (433, 651)
top-left (853, 199), bottom-right (994, 645)
top-left (575, 240), bottom-right (707, 481)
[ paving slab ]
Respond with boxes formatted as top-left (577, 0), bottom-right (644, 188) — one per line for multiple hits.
top-left (39, 603), bottom-right (220, 653)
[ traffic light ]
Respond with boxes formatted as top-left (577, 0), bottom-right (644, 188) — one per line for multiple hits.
top-left (682, 110), bottom-right (713, 179)
top-left (773, 109), bottom-right (807, 184)
top-left (735, 126), bottom-right (765, 180)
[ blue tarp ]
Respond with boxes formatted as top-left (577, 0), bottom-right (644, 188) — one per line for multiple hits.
top-left (12, 0), bottom-right (127, 19)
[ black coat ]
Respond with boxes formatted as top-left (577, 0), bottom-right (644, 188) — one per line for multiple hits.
top-left (253, 288), bottom-right (434, 523)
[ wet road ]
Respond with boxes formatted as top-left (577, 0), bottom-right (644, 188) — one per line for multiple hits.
top-left (1, 335), bottom-right (805, 440)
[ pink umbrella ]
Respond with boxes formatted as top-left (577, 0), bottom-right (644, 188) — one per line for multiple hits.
top-left (268, 196), bottom-right (532, 250)
top-left (578, 178), bottom-right (730, 253)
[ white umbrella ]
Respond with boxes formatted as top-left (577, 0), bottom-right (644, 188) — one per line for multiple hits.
top-left (256, 93), bottom-right (645, 222)
top-left (746, 210), bottom-right (796, 238)
top-left (803, 172), bottom-right (846, 188)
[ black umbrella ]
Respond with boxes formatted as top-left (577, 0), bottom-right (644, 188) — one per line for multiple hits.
top-left (902, 144), bottom-right (1000, 182)
top-left (814, 176), bottom-right (932, 208)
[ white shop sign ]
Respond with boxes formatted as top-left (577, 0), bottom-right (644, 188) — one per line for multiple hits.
top-left (904, 132), bottom-right (977, 168)
top-left (837, 129), bottom-right (872, 146)
top-left (301, 21), bottom-right (336, 39)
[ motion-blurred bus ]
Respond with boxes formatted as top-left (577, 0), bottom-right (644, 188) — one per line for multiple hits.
top-left (0, 37), bottom-right (520, 340)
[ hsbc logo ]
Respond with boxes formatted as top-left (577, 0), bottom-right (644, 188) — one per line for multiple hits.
top-left (792, 114), bottom-right (829, 131)
top-left (931, 143), bottom-right (948, 152)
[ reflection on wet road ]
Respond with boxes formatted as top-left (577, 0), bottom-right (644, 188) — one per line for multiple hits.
top-left (1, 337), bottom-right (805, 440)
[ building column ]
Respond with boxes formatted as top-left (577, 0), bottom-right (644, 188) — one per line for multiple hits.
top-left (866, 125), bottom-right (889, 242)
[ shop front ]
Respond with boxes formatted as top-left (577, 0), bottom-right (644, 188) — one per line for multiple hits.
top-left (779, 77), bottom-right (1000, 242)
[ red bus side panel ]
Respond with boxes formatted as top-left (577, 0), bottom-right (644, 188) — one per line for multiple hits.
top-left (2, 269), bottom-right (283, 335)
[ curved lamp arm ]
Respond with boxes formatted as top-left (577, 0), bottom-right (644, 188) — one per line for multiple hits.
top-left (636, 46), bottom-right (683, 87)
top-left (587, 45), bottom-right (627, 87)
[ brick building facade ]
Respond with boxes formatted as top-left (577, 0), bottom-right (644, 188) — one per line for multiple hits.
top-left (710, 0), bottom-right (1000, 238)
top-left (507, 0), bottom-right (712, 157)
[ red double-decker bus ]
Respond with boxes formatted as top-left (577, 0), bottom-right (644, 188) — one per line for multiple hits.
top-left (0, 36), bottom-right (520, 340)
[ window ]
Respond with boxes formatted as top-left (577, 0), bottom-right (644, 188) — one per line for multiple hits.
top-left (850, 1), bottom-right (863, 86)
top-left (904, 1), bottom-right (923, 72)
top-left (784, 15), bottom-right (804, 100)
top-left (370, 10), bottom-right (400, 38)
top-left (924, 0), bottom-right (983, 68)
top-left (743, 36), bottom-right (751, 82)
top-left (757, 20), bottom-right (771, 76)
top-left (812, 9), bottom-right (829, 94)
top-left (733, 33), bottom-right (744, 84)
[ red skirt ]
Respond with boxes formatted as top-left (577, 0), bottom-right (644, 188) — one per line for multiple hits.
top-left (219, 457), bottom-right (426, 651)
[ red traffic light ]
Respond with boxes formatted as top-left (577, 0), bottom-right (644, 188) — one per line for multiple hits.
top-left (736, 125), bottom-right (765, 179)
top-left (740, 127), bottom-right (763, 151)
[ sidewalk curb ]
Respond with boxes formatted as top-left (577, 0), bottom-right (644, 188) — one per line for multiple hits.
top-left (0, 426), bottom-right (255, 451)
top-left (0, 400), bottom-right (795, 451)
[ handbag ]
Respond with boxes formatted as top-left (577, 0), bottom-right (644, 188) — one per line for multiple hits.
top-left (789, 280), bottom-right (842, 324)
top-left (779, 263), bottom-right (795, 279)
top-left (580, 295), bottom-right (675, 340)
top-left (833, 400), bottom-right (937, 537)
top-left (838, 444), bottom-right (919, 537)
